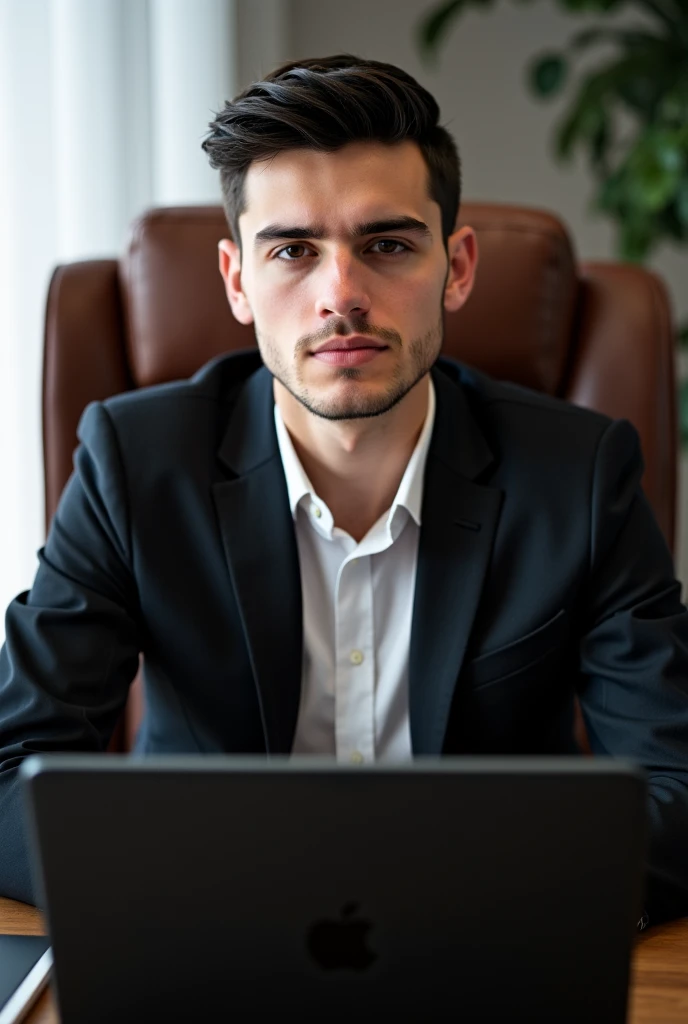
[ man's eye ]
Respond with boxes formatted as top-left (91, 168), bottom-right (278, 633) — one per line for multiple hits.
top-left (275, 244), bottom-right (310, 260)
top-left (370, 240), bottom-right (408, 255)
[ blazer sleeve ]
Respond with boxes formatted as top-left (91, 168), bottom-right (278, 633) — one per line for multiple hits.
top-left (0, 402), bottom-right (141, 903)
top-left (578, 417), bottom-right (688, 926)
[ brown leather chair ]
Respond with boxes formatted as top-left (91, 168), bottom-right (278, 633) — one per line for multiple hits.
top-left (43, 203), bottom-right (678, 751)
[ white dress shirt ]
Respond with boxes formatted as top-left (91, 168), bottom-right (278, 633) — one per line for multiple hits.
top-left (274, 380), bottom-right (436, 764)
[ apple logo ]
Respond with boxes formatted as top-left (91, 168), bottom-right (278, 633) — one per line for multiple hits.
top-left (306, 901), bottom-right (378, 971)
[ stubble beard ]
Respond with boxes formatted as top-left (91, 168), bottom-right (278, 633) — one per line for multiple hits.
top-left (256, 311), bottom-right (444, 422)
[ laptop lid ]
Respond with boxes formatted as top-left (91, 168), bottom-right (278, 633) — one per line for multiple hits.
top-left (21, 755), bottom-right (647, 1024)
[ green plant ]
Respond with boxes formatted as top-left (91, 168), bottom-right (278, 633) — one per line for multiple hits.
top-left (418, 0), bottom-right (688, 436)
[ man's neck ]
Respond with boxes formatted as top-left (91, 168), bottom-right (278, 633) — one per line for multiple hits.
top-left (275, 376), bottom-right (431, 543)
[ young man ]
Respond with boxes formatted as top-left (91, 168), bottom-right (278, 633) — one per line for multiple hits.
top-left (0, 55), bottom-right (687, 924)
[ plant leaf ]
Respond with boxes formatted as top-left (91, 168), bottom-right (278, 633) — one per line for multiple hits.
top-left (529, 54), bottom-right (569, 97)
top-left (656, 201), bottom-right (688, 242)
top-left (556, 96), bottom-right (608, 160)
top-left (618, 214), bottom-right (655, 261)
top-left (554, 52), bottom-right (676, 159)
top-left (590, 112), bottom-right (612, 171)
top-left (417, 0), bottom-right (465, 55)
top-left (596, 170), bottom-right (627, 216)
top-left (676, 179), bottom-right (688, 226)
top-left (626, 132), bottom-right (686, 210)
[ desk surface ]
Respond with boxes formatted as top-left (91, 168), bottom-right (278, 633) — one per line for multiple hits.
top-left (2, 896), bottom-right (687, 1023)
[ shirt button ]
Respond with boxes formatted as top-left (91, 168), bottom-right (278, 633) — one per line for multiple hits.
top-left (349, 649), bottom-right (364, 665)
top-left (350, 751), bottom-right (364, 765)
top-left (312, 505), bottom-right (322, 519)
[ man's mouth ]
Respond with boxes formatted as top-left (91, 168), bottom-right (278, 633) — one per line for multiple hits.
top-left (310, 335), bottom-right (389, 367)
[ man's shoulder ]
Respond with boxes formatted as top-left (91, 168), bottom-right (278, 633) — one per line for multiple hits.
top-left (72, 350), bottom-right (268, 480)
top-left (104, 349), bottom-right (263, 420)
top-left (79, 349), bottom-right (264, 450)
top-left (436, 356), bottom-right (614, 451)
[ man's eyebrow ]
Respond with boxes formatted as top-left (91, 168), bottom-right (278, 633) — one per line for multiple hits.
top-left (253, 216), bottom-right (432, 248)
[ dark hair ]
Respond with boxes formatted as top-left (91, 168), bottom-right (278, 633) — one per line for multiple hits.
top-left (202, 54), bottom-right (461, 253)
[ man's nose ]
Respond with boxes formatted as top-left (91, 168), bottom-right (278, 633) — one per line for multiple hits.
top-left (314, 251), bottom-right (371, 320)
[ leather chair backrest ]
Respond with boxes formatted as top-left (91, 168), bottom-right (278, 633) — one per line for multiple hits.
top-left (44, 202), bottom-right (677, 550)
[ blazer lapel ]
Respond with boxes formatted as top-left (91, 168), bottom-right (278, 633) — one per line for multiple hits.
top-left (410, 364), bottom-right (504, 755)
top-left (212, 366), bottom-right (303, 754)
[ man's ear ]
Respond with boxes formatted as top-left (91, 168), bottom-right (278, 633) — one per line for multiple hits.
top-left (218, 238), bottom-right (254, 325)
top-left (443, 226), bottom-right (478, 314)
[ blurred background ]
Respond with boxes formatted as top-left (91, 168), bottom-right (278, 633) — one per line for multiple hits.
top-left (1, 0), bottom-right (686, 641)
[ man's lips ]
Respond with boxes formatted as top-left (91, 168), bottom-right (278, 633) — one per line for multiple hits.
top-left (311, 335), bottom-right (388, 354)
top-left (310, 335), bottom-right (389, 367)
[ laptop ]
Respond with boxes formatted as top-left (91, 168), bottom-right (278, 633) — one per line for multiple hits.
top-left (21, 755), bottom-right (647, 1023)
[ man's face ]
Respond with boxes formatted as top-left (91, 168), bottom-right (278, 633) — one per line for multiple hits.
top-left (219, 139), bottom-right (476, 421)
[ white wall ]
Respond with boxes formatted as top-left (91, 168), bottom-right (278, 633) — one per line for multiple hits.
top-left (0, 0), bottom-right (238, 641)
top-left (287, 0), bottom-right (688, 578)
top-left (237, 0), bottom-right (290, 85)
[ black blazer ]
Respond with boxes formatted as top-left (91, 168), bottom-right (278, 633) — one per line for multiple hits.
top-left (1, 351), bottom-right (688, 918)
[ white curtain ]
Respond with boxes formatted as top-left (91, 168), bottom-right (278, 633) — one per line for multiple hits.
top-left (0, 0), bottom-right (242, 641)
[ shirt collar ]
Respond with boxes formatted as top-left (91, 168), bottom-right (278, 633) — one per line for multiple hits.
top-left (392, 377), bottom-right (435, 527)
top-left (274, 378), bottom-right (436, 532)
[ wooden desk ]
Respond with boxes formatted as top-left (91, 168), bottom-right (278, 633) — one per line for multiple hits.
top-left (2, 896), bottom-right (687, 1023)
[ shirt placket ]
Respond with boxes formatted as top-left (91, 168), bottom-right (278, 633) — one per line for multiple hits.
top-left (334, 551), bottom-right (376, 764)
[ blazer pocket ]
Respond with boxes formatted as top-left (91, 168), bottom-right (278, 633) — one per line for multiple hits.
top-left (469, 609), bottom-right (569, 690)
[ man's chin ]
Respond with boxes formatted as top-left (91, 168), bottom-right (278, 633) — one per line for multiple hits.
top-left (305, 404), bottom-right (392, 422)
top-left (297, 385), bottom-right (412, 422)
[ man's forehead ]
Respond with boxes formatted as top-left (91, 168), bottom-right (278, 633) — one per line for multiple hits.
top-left (241, 140), bottom-right (435, 231)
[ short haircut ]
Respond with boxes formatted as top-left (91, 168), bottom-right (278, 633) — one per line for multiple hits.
top-left (202, 53), bottom-right (461, 254)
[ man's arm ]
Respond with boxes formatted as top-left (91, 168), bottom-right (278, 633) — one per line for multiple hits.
top-left (578, 418), bottom-right (688, 926)
top-left (0, 402), bottom-right (141, 903)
